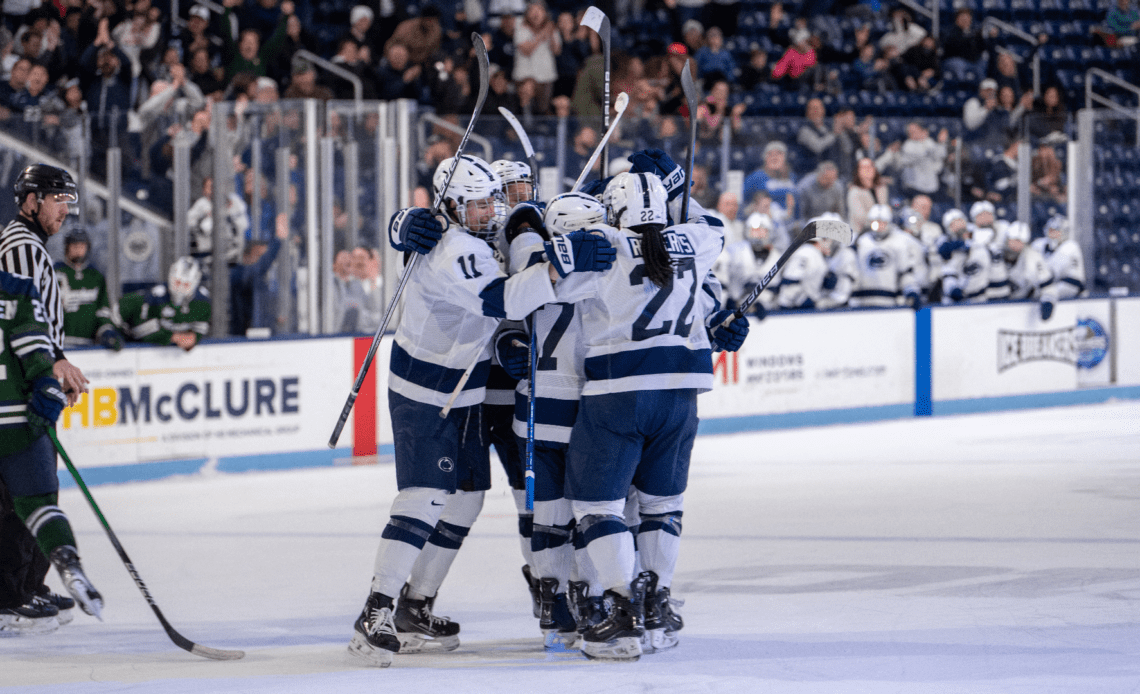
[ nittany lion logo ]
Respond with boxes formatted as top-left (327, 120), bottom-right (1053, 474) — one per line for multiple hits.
top-left (438, 457), bottom-right (455, 472)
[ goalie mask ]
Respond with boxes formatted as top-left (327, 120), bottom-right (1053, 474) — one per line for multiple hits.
top-left (169, 256), bottom-right (202, 306)
top-left (544, 192), bottom-right (605, 236)
top-left (434, 155), bottom-right (508, 240)
top-left (491, 159), bottom-right (534, 206)
top-left (603, 172), bottom-right (667, 229)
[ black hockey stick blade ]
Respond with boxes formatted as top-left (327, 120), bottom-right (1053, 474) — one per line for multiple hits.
top-left (49, 430), bottom-right (245, 660)
top-left (730, 218), bottom-right (853, 322)
top-left (329, 32), bottom-right (491, 448)
top-left (679, 60), bottom-right (700, 223)
top-left (499, 106), bottom-right (540, 201)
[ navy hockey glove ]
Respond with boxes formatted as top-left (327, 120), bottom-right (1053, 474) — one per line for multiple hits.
top-left (580, 176), bottom-right (613, 198)
top-left (905, 289), bottom-right (922, 311)
top-left (707, 309), bottom-right (749, 352)
top-left (504, 202), bottom-right (548, 243)
top-left (28, 376), bottom-right (67, 434)
top-left (937, 239), bottom-right (967, 261)
top-left (821, 271), bottom-right (838, 291)
top-left (389, 207), bottom-right (443, 255)
top-left (1039, 299), bottom-right (1054, 321)
top-left (544, 230), bottom-right (616, 278)
top-left (628, 149), bottom-right (686, 201)
top-left (98, 327), bottom-right (124, 351)
top-left (752, 301), bottom-right (767, 321)
top-left (800, 297), bottom-right (816, 310)
top-left (948, 287), bottom-right (964, 302)
top-left (494, 329), bottom-right (530, 380)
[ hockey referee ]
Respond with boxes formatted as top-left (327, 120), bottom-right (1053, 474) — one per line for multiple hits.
top-left (0, 164), bottom-right (101, 632)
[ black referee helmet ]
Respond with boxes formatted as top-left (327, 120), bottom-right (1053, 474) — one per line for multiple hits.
top-left (14, 164), bottom-right (78, 205)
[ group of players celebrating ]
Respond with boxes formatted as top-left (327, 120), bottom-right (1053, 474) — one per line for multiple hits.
top-left (348, 145), bottom-right (751, 665)
top-left (720, 199), bottom-right (1084, 320)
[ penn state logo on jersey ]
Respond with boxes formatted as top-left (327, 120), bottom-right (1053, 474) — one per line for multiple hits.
top-left (437, 457), bottom-right (455, 472)
top-left (865, 249), bottom-right (890, 270)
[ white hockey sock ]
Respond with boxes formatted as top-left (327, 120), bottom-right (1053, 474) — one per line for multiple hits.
top-left (406, 490), bottom-right (485, 599)
top-left (371, 487), bottom-right (449, 598)
top-left (511, 489), bottom-right (535, 568)
top-left (571, 503), bottom-right (635, 597)
top-left (531, 498), bottom-right (574, 586)
top-left (636, 492), bottom-right (684, 588)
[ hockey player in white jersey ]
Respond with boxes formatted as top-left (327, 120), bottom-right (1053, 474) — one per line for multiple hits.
top-left (348, 155), bottom-right (616, 667)
top-left (968, 201), bottom-right (1013, 301)
top-left (849, 204), bottom-right (922, 309)
top-left (552, 172), bottom-right (748, 661)
top-left (776, 236), bottom-right (833, 310)
top-left (1001, 221), bottom-right (1052, 300)
top-left (714, 212), bottom-right (778, 313)
top-left (488, 158), bottom-right (543, 619)
top-left (1033, 215), bottom-right (1086, 320)
top-left (491, 160), bottom-right (535, 207)
top-left (936, 209), bottom-right (990, 304)
top-left (490, 191), bottom-right (609, 650)
top-left (898, 207), bottom-right (934, 297)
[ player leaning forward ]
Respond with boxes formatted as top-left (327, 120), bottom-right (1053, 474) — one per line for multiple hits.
top-left (553, 172), bottom-right (749, 661)
top-left (348, 154), bottom-right (616, 667)
top-left (0, 164), bottom-right (102, 628)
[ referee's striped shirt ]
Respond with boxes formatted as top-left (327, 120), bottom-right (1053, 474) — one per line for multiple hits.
top-left (0, 217), bottom-right (65, 361)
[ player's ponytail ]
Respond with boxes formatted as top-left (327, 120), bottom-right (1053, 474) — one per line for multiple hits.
top-left (632, 223), bottom-right (674, 288)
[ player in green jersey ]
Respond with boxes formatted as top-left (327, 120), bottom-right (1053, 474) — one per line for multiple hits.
top-left (118, 256), bottom-right (210, 351)
top-left (0, 270), bottom-right (103, 632)
top-left (54, 229), bottom-right (123, 350)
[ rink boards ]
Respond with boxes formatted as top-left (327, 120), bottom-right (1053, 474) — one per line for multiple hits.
top-left (55, 296), bottom-right (1140, 483)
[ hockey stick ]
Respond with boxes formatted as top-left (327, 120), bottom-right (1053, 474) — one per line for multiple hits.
top-left (570, 91), bottom-right (629, 193)
top-left (48, 429), bottom-right (245, 661)
top-left (498, 107), bottom-right (539, 201)
top-left (725, 218), bottom-right (853, 325)
top-left (329, 32), bottom-right (491, 447)
top-left (512, 333), bottom-right (537, 512)
top-left (679, 61), bottom-right (700, 224)
top-left (580, 7), bottom-right (611, 178)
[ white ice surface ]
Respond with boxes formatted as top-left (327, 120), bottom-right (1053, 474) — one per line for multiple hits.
top-left (4, 401), bottom-right (1139, 693)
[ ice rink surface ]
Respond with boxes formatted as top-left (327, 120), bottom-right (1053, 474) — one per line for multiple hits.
top-left (4, 400), bottom-right (1139, 693)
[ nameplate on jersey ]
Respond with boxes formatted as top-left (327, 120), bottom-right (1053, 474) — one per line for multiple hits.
top-left (627, 231), bottom-right (695, 258)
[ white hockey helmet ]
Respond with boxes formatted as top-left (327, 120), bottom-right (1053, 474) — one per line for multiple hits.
top-left (868, 203), bottom-right (893, 237)
top-left (602, 172), bottom-right (668, 229)
top-left (746, 211), bottom-right (774, 233)
top-left (543, 191), bottom-right (606, 236)
top-left (969, 199), bottom-right (995, 223)
top-left (898, 206), bottom-right (921, 235)
top-left (941, 209), bottom-right (968, 235)
top-left (491, 159), bottom-right (534, 206)
top-left (1005, 220), bottom-right (1031, 245)
top-left (433, 155), bottom-right (507, 238)
top-left (1044, 214), bottom-right (1069, 240)
top-left (168, 256), bottom-right (202, 306)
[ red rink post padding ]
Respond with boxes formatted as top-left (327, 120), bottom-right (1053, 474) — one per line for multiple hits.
top-left (352, 336), bottom-right (378, 458)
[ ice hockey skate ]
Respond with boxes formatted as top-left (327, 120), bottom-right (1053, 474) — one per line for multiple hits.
top-left (538, 577), bottom-right (577, 651)
top-left (580, 575), bottom-right (648, 662)
top-left (640, 571), bottom-right (683, 653)
top-left (34, 589), bottom-right (75, 626)
top-left (49, 546), bottom-right (103, 620)
top-left (521, 565), bottom-right (541, 618)
top-left (393, 584), bottom-right (460, 653)
top-left (347, 592), bottom-right (400, 667)
top-left (0, 598), bottom-right (60, 635)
